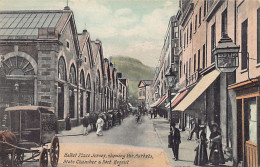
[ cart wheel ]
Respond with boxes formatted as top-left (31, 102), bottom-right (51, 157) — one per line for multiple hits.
top-left (50, 136), bottom-right (59, 167)
top-left (39, 148), bottom-right (48, 167)
top-left (11, 149), bottom-right (24, 167)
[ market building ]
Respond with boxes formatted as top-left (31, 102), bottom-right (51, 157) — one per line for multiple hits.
top-left (0, 7), bottom-right (129, 131)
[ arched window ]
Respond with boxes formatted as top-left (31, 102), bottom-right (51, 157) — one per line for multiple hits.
top-left (4, 56), bottom-right (35, 76)
top-left (96, 70), bottom-right (101, 93)
top-left (58, 57), bottom-right (66, 80)
top-left (107, 67), bottom-right (111, 86)
top-left (80, 70), bottom-right (85, 88)
top-left (86, 74), bottom-right (91, 90)
top-left (69, 64), bottom-right (76, 84)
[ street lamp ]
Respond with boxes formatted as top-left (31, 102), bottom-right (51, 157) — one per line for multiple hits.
top-left (213, 34), bottom-right (240, 73)
top-left (213, 33), bottom-right (240, 148)
top-left (165, 67), bottom-right (177, 125)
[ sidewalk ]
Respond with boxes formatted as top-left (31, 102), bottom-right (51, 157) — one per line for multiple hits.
top-left (57, 124), bottom-right (92, 137)
top-left (151, 116), bottom-right (233, 167)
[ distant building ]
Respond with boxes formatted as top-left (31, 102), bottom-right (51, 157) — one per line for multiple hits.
top-left (137, 80), bottom-right (152, 110)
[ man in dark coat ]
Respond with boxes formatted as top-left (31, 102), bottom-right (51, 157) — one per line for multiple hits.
top-left (65, 114), bottom-right (71, 130)
top-left (82, 114), bottom-right (89, 135)
top-left (170, 122), bottom-right (181, 161)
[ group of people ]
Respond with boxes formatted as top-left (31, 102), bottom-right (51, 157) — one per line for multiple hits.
top-left (169, 122), bottom-right (225, 166)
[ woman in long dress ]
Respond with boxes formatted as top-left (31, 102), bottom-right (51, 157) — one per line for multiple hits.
top-left (96, 115), bottom-right (104, 136)
top-left (194, 124), bottom-right (208, 166)
top-left (209, 123), bottom-right (225, 165)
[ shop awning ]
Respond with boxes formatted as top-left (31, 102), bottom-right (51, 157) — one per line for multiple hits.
top-left (151, 94), bottom-right (167, 108)
top-left (165, 92), bottom-right (180, 108)
top-left (157, 94), bottom-right (167, 107)
top-left (173, 69), bottom-right (221, 111)
top-left (171, 89), bottom-right (189, 109)
top-left (150, 98), bottom-right (160, 108)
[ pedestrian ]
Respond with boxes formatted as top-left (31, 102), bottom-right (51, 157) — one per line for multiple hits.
top-left (188, 118), bottom-right (199, 140)
top-left (117, 111), bottom-right (121, 125)
top-left (65, 114), bottom-right (71, 130)
top-left (154, 110), bottom-right (157, 118)
top-left (208, 123), bottom-right (225, 165)
top-left (96, 115), bottom-right (104, 136)
top-left (150, 109), bottom-right (153, 119)
top-left (194, 124), bottom-right (208, 166)
top-left (82, 114), bottom-right (89, 135)
top-left (170, 122), bottom-right (181, 161)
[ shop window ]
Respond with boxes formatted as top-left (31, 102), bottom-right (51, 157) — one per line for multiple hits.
top-left (244, 98), bottom-right (257, 144)
top-left (241, 19), bottom-right (248, 70)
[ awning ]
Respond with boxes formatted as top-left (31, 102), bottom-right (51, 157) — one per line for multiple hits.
top-left (173, 69), bottom-right (221, 111)
top-left (165, 92), bottom-right (180, 108)
top-left (151, 94), bottom-right (167, 108)
top-left (157, 94), bottom-right (168, 107)
top-left (171, 89), bottom-right (189, 109)
top-left (150, 98), bottom-right (160, 108)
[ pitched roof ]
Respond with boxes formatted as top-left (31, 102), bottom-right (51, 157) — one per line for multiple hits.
top-left (138, 80), bottom-right (153, 87)
top-left (0, 10), bottom-right (72, 40)
top-left (78, 30), bottom-right (89, 51)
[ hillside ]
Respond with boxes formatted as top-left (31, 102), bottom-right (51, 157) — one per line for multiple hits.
top-left (111, 56), bottom-right (154, 106)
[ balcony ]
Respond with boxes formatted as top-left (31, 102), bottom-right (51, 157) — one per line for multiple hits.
top-left (186, 70), bottom-right (200, 87)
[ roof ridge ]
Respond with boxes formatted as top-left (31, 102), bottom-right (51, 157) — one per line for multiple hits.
top-left (0, 10), bottom-right (71, 14)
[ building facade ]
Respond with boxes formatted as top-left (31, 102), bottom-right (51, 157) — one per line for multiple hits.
top-left (0, 7), bottom-right (129, 130)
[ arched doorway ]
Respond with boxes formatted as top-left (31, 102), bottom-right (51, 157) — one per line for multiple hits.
top-left (86, 74), bottom-right (91, 113)
top-left (79, 70), bottom-right (85, 117)
top-left (58, 57), bottom-right (67, 120)
top-left (69, 64), bottom-right (76, 119)
top-left (0, 55), bottom-right (36, 107)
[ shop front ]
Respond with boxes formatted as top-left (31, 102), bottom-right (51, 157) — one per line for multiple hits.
top-left (229, 78), bottom-right (259, 167)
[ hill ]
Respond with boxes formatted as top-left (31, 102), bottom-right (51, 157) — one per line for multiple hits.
top-left (111, 56), bottom-right (154, 106)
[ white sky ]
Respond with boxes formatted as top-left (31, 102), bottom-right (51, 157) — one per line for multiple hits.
top-left (0, 0), bottom-right (179, 67)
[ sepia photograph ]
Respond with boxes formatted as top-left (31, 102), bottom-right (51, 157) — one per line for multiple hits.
top-left (0, 0), bottom-right (259, 166)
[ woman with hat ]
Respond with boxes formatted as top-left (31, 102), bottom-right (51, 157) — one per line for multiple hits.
top-left (96, 114), bottom-right (104, 136)
top-left (208, 123), bottom-right (225, 165)
top-left (194, 124), bottom-right (208, 166)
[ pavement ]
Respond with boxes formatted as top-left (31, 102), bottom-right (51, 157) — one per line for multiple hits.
top-left (150, 115), bottom-right (233, 167)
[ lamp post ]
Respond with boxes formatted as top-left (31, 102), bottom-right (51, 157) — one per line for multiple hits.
top-left (165, 67), bottom-right (177, 125)
top-left (213, 33), bottom-right (240, 148)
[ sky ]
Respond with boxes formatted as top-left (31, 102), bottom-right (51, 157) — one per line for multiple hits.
top-left (0, 0), bottom-right (179, 67)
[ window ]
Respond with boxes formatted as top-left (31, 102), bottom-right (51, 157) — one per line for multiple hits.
top-left (187, 27), bottom-right (189, 46)
top-left (204, 0), bottom-right (207, 17)
top-left (180, 29), bottom-right (182, 48)
top-left (195, 15), bottom-right (197, 32)
top-left (257, 8), bottom-right (260, 63)
top-left (221, 9), bottom-right (227, 37)
top-left (180, 61), bottom-right (182, 78)
top-left (174, 26), bottom-right (179, 38)
top-left (184, 63), bottom-right (186, 74)
top-left (198, 49), bottom-right (201, 70)
top-left (211, 23), bottom-right (216, 63)
top-left (194, 54), bottom-right (196, 72)
top-left (189, 58), bottom-right (191, 76)
top-left (190, 22), bottom-right (192, 40)
top-left (199, 7), bottom-right (202, 25)
top-left (184, 33), bottom-right (186, 48)
top-left (203, 44), bottom-right (206, 68)
top-left (241, 19), bottom-right (248, 70)
top-left (66, 41), bottom-right (70, 49)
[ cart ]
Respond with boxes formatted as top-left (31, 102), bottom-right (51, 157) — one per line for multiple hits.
top-left (0, 106), bottom-right (59, 167)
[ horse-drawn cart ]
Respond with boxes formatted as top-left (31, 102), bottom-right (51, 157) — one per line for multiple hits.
top-left (0, 106), bottom-right (59, 167)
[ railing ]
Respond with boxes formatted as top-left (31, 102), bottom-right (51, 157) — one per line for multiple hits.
top-left (186, 70), bottom-right (199, 86)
